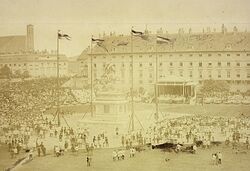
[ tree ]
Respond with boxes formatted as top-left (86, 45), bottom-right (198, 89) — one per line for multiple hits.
top-left (14, 69), bottom-right (22, 78)
top-left (0, 65), bottom-right (12, 79)
top-left (22, 70), bottom-right (30, 78)
top-left (200, 80), bottom-right (229, 95)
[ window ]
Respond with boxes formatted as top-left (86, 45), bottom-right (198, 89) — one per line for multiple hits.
top-left (237, 54), bottom-right (240, 56)
top-left (199, 54), bottom-right (202, 57)
top-left (236, 62), bottom-right (240, 67)
top-left (94, 63), bottom-right (96, 68)
top-left (227, 62), bottom-right (231, 67)
top-left (122, 63), bottom-right (125, 67)
top-left (104, 105), bottom-right (110, 113)
top-left (190, 62), bottom-right (193, 67)
top-left (247, 54), bottom-right (250, 56)
top-left (218, 62), bottom-right (221, 67)
top-left (199, 71), bottom-right (202, 78)
top-left (149, 73), bottom-right (153, 78)
top-left (227, 54), bottom-right (230, 56)
top-left (218, 70), bottom-right (221, 78)
top-left (179, 62), bottom-right (183, 67)
top-left (139, 55), bottom-right (142, 58)
top-left (208, 54), bottom-right (212, 57)
top-left (169, 54), bottom-right (172, 57)
top-left (179, 70), bottom-right (183, 77)
top-left (170, 62), bottom-right (173, 66)
top-left (247, 70), bottom-right (250, 78)
top-left (218, 54), bottom-right (221, 56)
top-left (139, 63), bottom-right (143, 67)
top-left (189, 54), bottom-right (193, 57)
top-left (189, 71), bottom-right (193, 78)
top-left (208, 71), bottom-right (212, 78)
top-left (236, 73), bottom-right (240, 78)
top-left (139, 80), bottom-right (143, 84)
top-left (199, 62), bottom-right (202, 67)
top-left (179, 54), bottom-right (182, 57)
top-left (227, 71), bottom-right (231, 78)
top-left (160, 62), bottom-right (163, 67)
top-left (208, 62), bottom-right (212, 67)
top-left (149, 63), bottom-right (152, 67)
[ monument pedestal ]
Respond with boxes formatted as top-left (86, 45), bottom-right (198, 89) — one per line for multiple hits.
top-left (79, 91), bottom-right (129, 133)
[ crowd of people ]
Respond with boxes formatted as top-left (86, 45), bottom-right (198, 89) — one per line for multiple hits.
top-left (0, 78), bottom-right (250, 170)
top-left (144, 115), bottom-right (250, 147)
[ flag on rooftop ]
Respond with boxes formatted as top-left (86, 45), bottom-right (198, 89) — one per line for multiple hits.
top-left (131, 29), bottom-right (143, 36)
top-left (131, 29), bottom-right (149, 40)
top-left (91, 38), bottom-right (105, 43)
top-left (92, 37), bottom-right (109, 53)
top-left (117, 41), bottom-right (129, 46)
top-left (58, 32), bottom-right (71, 40)
top-left (156, 36), bottom-right (172, 44)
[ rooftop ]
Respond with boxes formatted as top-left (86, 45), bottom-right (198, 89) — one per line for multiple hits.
top-left (0, 35), bottom-right (26, 53)
top-left (79, 30), bottom-right (250, 60)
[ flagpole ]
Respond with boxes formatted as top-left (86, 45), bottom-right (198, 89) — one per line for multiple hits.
top-left (130, 27), bottom-right (135, 132)
top-left (56, 30), bottom-right (60, 126)
top-left (90, 35), bottom-right (93, 117)
top-left (155, 43), bottom-right (159, 121)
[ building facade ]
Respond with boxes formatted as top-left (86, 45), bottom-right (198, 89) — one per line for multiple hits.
top-left (0, 52), bottom-right (68, 77)
top-left (0, 25), bottom-right (70, 78)
top-left (78, 26), bottom-right (250, 93)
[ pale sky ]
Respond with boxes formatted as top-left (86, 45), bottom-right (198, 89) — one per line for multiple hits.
top-left (0, 0), bottom-right (250, 57)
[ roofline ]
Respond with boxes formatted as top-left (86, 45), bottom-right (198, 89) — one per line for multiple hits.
top-left (87, 50), bottom-right (250, 56)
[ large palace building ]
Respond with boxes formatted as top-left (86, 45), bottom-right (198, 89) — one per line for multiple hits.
top-left (0, 25), bottom-right (69, 78)
top-left (78, 25), bottom-right (250, 93)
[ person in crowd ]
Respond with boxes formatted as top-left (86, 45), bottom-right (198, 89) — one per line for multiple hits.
top-left (113, 150), bottom-right (117, 161)
top-left (212, 153), bottom-right (217, 165)
top-left (217, 152), bottom-right (222, 164)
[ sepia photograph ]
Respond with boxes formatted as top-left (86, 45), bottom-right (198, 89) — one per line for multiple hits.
top-left (0, 0), bottom-right (250, 170)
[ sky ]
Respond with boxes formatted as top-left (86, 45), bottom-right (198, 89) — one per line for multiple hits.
top-left (0, 0), bottom-right (250, 57)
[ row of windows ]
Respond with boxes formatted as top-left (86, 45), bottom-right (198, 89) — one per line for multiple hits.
top-left (0, 63), bottom-right (67, 67)
top-left (136, 70), bottom-right (248, 79)
top-left (94, 53), bottom-right (250, 59)
top-left (89, 62), bottom-right (250, 68)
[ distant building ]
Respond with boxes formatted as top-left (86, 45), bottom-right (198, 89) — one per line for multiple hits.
top-left (0, 52), bottom-right (68, 77)
top-left (0, 25), bottom-right (70, 78)
top-left (78, 26), bottom-right (250, 93)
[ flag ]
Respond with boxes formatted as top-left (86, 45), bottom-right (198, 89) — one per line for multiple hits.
top-left (131, 29), bottom-right (143, 36)
top-left (92, 37), bottom-right (109, 52)
top-left (117, 41), bottom-right (129, 46)
top-left (91, 38), bottom-right (104, 43)
top-left (156, 36), bottom-right (171, 44)
top-left (58, 32), bottom-right (71, 40)
top-left (131, 29), bottom-right (149, 40)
